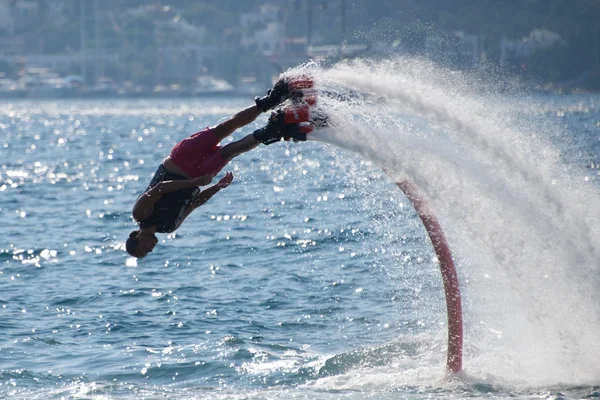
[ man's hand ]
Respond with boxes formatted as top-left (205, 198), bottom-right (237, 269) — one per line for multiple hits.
top-left (190, 175), bottom-right (213, 186)
top-left (217, 172), bottom-right (233, 188)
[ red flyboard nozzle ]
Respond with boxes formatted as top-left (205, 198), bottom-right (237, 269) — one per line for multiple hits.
top-left (287, 76), bottom-right (313, 90)
top-left (284, 105), bottom-right (310, 124)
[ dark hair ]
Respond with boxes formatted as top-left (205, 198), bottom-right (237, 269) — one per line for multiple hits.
top-left (125, 230), bottom-right (139, 257)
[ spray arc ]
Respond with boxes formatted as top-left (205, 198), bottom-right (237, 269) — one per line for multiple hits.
top-left (285, 59), bottom-right (600, 384)
top-left (282, 71), bottom-right (464, 374)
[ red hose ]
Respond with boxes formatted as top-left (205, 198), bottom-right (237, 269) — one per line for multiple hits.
top-left (396, 180), bottom-right (463, 373)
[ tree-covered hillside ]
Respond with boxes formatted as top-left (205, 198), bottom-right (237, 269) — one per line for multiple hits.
top-left (2, 0), bottom-right (598, 88)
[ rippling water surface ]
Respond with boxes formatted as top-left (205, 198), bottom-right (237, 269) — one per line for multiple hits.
top-left (1, 85), bottom-right (600, 399)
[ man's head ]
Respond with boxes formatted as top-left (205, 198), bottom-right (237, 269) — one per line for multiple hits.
top-left (126, 230), bottom-right (158, 258)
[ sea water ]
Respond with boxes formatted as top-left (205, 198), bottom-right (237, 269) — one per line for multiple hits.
top-left (1, 59), bottom-right (600, 399)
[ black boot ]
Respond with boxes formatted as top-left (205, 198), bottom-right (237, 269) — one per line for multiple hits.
top-left (253, 110), bottom-right (312, 145)
top-left (255, 79), bottom-right (290, 112)
top-left (253, 111), bottom-right (287, 145)
top-left (253, 126), bottom-right (282, 145)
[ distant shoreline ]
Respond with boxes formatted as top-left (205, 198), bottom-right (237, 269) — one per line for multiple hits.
top-left (0, 91), bottom-right (259, 101)
top-left (2, 91), bottom-right (599, 101)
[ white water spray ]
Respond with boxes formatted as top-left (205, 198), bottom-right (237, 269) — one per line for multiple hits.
top-left (286, 58), bottom-right (600, 387)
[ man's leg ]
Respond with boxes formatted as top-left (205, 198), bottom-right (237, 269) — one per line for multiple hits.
top-left (212, 77), bottom-right (303, 142)
top-left (219, 134), bottom-right (261, 160)
top-left (211, 105), bottom-right (263, 142)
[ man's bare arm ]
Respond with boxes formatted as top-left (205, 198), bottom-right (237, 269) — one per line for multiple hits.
top-left (175, 173), bottom-right (234, 228)
top-left (132, 176), bottom-right (213, 221)
top-left (171, 186), bottom-right (221, 231)
top-left (191, 185), bottom-right (221, 208)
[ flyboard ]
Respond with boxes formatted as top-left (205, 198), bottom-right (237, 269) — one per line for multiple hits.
top-left (281, 74), bottom-right (464, 373)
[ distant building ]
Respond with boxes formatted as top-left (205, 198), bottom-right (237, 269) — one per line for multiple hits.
top-left (456, 32), bottom-right (483, 64)
top-left (0, 36), bottom-right (25, 55)
top-left (0, 0), bottom-right (66, 36)
top-left (9, 0), bottom-right (39, 31)
top-left (286, 37), bottom-right (308, 57)
top-left (6, 52), bottom-right (117, 74)
top-left (593, 23), bottom-right (600, 66)
top-left (0, 0), bottom-right (15, 36)
top-left (12, 0), bottom-right (38, 19)
top-left (126, 4), bottom-right (175, 19)
top-left (501, 28), bottom-right (566, 64)
top-left (308, 43), bottom-right (368, 61)
top-left (500, 37), bottom-right (532, 64)
top-left (240, 4), bottom-right (281, 30)
top-left (159, 44), bottom-right (218, 83)
top-left (45, 0), bottom-right (68, 27)
top-left (425, 31), bottom-right (483, 67)
top-left (528, 28), bottom-right (566, 49)
top-left (240, 5), bottom-right (285, 57)
top-left (124, 4), bottom-right (213, 84)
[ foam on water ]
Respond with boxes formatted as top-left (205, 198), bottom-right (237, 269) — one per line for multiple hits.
top-left (283, 59), bottom-right (600, 387)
